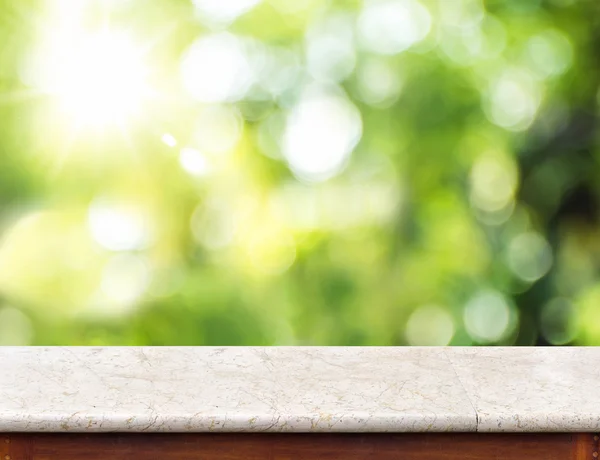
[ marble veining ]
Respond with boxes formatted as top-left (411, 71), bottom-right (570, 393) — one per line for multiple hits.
top-left (1, 347), bottom-right (597, 433)
top-left (0, 347), bottom-right (476, 432)
top-left (445, 347), bottom-right (600, 432)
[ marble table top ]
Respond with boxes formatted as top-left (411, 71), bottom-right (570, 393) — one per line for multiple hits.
top-left (0, 347), bottom-right (596, 433)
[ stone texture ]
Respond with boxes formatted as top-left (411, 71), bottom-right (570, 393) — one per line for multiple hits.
top-left (446, 347), bottom-right (600, 432)
top-left (0, 347), bottom-right (476, 432)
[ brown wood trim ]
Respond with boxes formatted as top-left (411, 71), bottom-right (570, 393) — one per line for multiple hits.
top-left (572, 433), bottom-right (592, 460)
top-left (572, 433), bottom-right (597, 460)
top-left (1, 432), bottom-right (598, 460)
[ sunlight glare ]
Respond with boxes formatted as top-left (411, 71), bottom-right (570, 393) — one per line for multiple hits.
top-left (47, 32), bottom-right (150, 127)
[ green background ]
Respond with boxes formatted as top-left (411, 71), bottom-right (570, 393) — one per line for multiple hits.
top-left (0, 0), bottom-right (598, 346)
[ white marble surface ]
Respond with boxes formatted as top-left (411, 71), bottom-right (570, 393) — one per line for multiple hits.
top-left (0, 347), bottom-right (596, 433)
top-left (445, 347), bottom-right (600, 432)
top-left (0, 347), bottom-right (476, 432)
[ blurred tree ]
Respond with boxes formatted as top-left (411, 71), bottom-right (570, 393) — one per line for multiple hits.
top-left (0, 0), bottom-right (598, 346)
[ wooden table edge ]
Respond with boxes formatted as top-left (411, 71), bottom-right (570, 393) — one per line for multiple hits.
top-left (2, 432), bottom-right (599, 459)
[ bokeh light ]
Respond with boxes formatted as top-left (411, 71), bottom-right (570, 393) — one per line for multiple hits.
top-left (258, 46), bottom-right (302, 99)
top-left (96, 254), bottom-right (151, 314)
top-left (356, 57), bottom-right (403, 107)
top-left (525, 29), bottom-right (573, 79)
top-left (484, 68), bottom-right (542, 131)
top-left (464, 290), bottom-right (518, 344)
top-left (439, 0), bottom-right (484, 31)
top-left (357, 0), bottom-right (431, 55)
top-left (181, 33), bottom-right (259, 103)
top-left (470, 153), bottom-right (518, 213)
top-left (88, 200), bottom-right (152, 252)
top-left (438, 14), bottom-right (507, 66)
top-left (179, 147), bottom-right (211, 176)
top-left (305, 13), bottom-right (356, 83)
top-left (161, 133), bottom-right (178, 148)
top-left (192, 0), bottom-right (262, 27)
top-left (282, 85), bottom-right (362, 182)
top-left (0, 0), bottom-right (595, 345)
top-left (405, 305), bottom-right (455, 346)
top-left (507, 232), bottom-right (553, 283)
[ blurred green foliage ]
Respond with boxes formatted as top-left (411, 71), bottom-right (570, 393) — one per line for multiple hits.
top-left (0, 0), bottom-right (599, 345)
